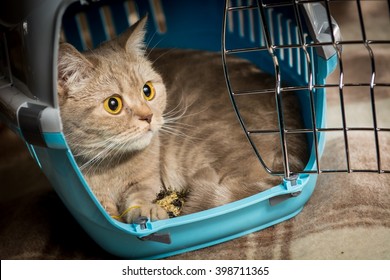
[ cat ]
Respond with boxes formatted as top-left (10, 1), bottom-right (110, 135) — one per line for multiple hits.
top-left (57, 17), bottom-right (308, 223)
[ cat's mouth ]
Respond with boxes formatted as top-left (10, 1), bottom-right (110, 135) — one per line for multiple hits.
top-left (126, 127), bottom-right (156, 152)
top-left (116, 118), bottom-right (162, 152)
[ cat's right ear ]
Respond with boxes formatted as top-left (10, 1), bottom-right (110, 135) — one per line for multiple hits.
top-left (116, 15), bottom-right (148, 55)
top-left (57, 43), bottom-right (93, 96)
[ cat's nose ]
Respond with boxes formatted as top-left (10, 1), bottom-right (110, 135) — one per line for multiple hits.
top-left (139, 113), bottom-right (153, 124)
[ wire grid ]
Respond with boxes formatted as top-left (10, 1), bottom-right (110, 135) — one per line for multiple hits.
top-left (222, 0), bottom-right (390, 177)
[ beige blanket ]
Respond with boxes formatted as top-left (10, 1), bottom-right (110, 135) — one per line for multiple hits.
top-left (0, 2), bottom-right (389, 259)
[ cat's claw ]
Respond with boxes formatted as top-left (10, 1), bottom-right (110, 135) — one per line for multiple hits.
top-left (124, 204), bottom-right (169, 224)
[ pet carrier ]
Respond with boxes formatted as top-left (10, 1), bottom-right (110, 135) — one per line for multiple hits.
top-left (1, 0), bottom-right (354, 259)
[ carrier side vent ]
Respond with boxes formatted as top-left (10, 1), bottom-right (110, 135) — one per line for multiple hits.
top-left (0, 33), bottom-right (12, 89)
top-left (149, 0), bottom-right (167, 34)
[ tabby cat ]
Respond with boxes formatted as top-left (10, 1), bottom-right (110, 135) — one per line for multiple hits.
top-left (57, 17), bottom-right (307, 223)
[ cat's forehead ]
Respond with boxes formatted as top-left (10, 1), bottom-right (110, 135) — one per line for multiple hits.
top-left (86, 58), bottom-right (154, 97)
top-left (96, 52), bottom-right (152, 78)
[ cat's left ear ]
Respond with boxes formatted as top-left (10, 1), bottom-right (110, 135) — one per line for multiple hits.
top-left (117, 15), bottom-right (148, 55)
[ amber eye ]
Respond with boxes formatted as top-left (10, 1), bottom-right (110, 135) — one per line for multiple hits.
top-left (103, 96), bottom-right (123, 115)
top-left (142, 81), bottom-right (155, 101)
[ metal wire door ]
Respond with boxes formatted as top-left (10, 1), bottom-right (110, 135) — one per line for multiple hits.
top-left (222, 0), bottom-right (390, 180)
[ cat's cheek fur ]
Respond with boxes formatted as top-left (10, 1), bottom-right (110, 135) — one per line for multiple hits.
top-left (149, 82), bottom-right (167, 111)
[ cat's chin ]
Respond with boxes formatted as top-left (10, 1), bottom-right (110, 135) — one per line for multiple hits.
top-left (126, 130), bottom-right (155, 152)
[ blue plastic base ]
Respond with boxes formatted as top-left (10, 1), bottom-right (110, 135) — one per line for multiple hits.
top-left (23, 132), bottom-right (318, 259)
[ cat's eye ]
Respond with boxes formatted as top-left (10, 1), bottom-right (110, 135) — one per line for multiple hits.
top-left (142, 82), bottom-right (155, 101)
top-left (103, 96), bottom-right (123, 115)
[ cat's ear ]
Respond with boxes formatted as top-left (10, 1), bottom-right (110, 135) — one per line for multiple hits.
top-left (116, 15), bottom-right (148, 55)
top-left (57, 43), bottom-right (93, 95)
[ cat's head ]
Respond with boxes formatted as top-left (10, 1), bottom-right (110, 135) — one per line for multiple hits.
top-left (57, 17), bottom-right (166, 169)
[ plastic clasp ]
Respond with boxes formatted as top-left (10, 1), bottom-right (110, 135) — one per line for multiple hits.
top-left (269, 174), bottom-right (304, 206)
top-left (283, 173), bottom-right (302, 194)
top-left (133, 216), bottom-right (171, 244)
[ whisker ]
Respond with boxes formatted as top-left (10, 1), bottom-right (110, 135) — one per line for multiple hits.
top-left (164, 94), bottom-right (209, 123)
top-left (145, 30), bottom-right (158, 50)
top-left (79, 142), bottom-right (115, 172)
top-left (160, 126), bottom-right (201, 142)
top-left (160, 127), bottom-right (187, 139)
top-left (163, 118), bottom-right (195, 128)
top-left (162, 124), bottom-right (195, 135)
top-left (163, 93), bottom-right (191, 118)
top-left (147, 47), bottom-right (177, 65)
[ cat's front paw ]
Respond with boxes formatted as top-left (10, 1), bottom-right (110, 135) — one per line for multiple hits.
top-left (123, 203), bottom-right (169, 224)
